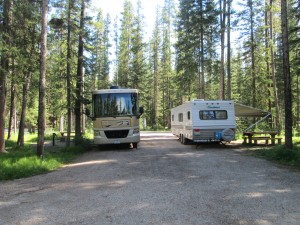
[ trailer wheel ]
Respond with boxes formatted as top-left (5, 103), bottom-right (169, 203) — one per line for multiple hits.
top-left (182, 136), bottom-right (188, 145)
top-left (180, 134), bottom-right (188, 145)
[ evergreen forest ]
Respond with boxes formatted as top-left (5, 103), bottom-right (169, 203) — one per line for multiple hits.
top-left (0, 0), bottom-right (299, 154)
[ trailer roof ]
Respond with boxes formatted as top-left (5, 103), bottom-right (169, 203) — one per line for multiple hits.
top-left (234, 103), bottom-right (270, 117)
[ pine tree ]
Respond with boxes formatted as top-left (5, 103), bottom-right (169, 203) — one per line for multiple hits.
top-left (37, 0), bottom-right (48, 157)
top-left (129, 0), bottom-right (147, 90)
top-left (161, 0), bottom-right (176, 128)
top-left (0, 0), bottom-right (12, 153)
top-left (75, 0), bottom-right (85, 139)
top-left (281, 0), bottom-right (293, 148)
top-left (117, 0), bottom-right (134, 87)
top-left (88, 11), bottom-right (111, 89)
top-left (151, 7), bottom-right (161, 128)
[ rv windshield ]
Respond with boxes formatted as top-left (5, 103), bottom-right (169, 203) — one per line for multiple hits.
top-left (93, 93), bottom-right (138, 117)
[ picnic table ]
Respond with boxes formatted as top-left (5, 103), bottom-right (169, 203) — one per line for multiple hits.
top-left (59, 131), bottom-right (76, 141)
top-left (243, 131), bottom-right (282, 145)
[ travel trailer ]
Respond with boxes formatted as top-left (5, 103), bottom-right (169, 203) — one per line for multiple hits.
top-left (89, 86), bottom-right (143, 148)
top-left (171, 100), bottom-right (236, 144)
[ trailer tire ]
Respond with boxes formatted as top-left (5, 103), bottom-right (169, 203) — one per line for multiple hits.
top-left (180, 134), bottom-right (188, 145)
top-left (182, 136), bottom-right (188, 145)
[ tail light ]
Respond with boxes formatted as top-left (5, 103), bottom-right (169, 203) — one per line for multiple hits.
top-left (194, 129), bottom-right (201, 134)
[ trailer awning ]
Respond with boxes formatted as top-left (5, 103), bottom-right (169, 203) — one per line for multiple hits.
top-left (234, 103), bottom-right (270, 117)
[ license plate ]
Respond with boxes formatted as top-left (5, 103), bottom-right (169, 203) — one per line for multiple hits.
top-left (114, 140), bottom-right (121, 144)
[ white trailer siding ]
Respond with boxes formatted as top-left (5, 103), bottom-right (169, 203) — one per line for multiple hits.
top-left (171, 100), bottom-right (236, 143)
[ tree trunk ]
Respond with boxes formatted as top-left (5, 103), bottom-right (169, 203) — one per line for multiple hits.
top-left (17, 72), bottom-right (31, 147)
top-left (226, 0), bottom-right (231, 100)
top-left (66, 0), bottom-right (73, 147)
top-left (270, 0), bottom-right (281, 133)
top-left (219, 0), bottom-right (226, 100)
top-left (250, 0), bottom-right (256, 107)
top-left (200, 0), bottom-right (205, 100)
top-left (75, 0), bottom-right (85, 140)
top-left (37, 0), bottom-right (48, 157)
top-left (7, 63), bottom-right (15, 140)
top-left (281, 0), bottom-right (293, 149)
top-left (0, 0), bottom-right (12, 153)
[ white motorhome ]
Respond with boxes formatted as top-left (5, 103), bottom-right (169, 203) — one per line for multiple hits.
top-left (171, 100), bottom-right (236, 144)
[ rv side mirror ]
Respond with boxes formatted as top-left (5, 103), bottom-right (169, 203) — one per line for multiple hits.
top-left (137, 107), bottom-right (144, 119)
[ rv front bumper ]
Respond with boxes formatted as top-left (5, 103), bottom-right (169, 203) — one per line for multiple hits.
top-left (93, 129), bottom-right (140, 145)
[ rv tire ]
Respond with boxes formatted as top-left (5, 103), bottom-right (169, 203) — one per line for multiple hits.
top-left (132, 142), bottom-right (138, 149)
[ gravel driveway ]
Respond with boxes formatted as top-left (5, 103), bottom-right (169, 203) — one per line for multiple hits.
top-left (0, 132), bottom-right (300, 225)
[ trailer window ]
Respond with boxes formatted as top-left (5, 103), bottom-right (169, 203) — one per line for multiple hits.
top-left (178, 113), bottom-right (183, 122)
top-left (172, 114), bottom-right (174, 121)
top-left (199, 110), bottom-right (227, 120)
top-left (187, 111), bottom-right (190, 120)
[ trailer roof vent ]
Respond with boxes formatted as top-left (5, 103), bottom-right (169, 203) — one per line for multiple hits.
top-left (110, 85), bottom-right (120, 89)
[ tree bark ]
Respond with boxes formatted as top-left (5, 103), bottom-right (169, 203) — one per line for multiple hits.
top-left (249, 0), bottom-right (256, 107)
top-left (281, 0), bottom-right (293, 149)
top-left (17, 72), bottom-right (31, 147)
top-left (66, 0), bottom-right (73, 147)
top-left (0, 0), bottom-right (12, 153)
top-left (219, 0), bottom-right (226, 100)
top-left (37, 0), bottom-right (48, 157)
top-left (75, 0), bottom-right (85, 139)
top-left (227, 0), bottom-right (231, 100)
top-left (270, 0), bottom-right (281, 133)
top-left (7, 62), bottom-right (15, 140)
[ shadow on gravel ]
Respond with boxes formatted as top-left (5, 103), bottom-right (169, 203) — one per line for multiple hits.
top-left (94, 144), bottom-right (136, 151)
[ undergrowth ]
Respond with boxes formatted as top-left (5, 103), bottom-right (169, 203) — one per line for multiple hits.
top-left (1, 132), bottom-right (91, 181)
top-left (254, 142), bottom-right (300, 169)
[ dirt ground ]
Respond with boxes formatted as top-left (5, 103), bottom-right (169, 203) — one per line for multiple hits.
top-left (1, 132), bottom-right (300, 225)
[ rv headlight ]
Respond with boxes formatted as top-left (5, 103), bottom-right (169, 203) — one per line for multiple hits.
top-left (133, 128), bottom-right (140, 134)
top-left (94, 130), bottom-right (101, 137)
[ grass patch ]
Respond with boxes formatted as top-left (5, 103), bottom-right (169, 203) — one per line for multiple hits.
top-left (254, 145), bottom-right (300, 169)
top-left (1, 129), bottom-right (111, 180)
top-left (1, 143), bottom-right (88, 181)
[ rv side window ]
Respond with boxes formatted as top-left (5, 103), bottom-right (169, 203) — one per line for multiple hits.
top-left (199, 110), bottom-right (227, 120)
top-left (178, 113), bottom-right (183, 122)
top-left (187, 111), bottom-right (190, 120)
top-left (172, 114), bottom-right (174, 121)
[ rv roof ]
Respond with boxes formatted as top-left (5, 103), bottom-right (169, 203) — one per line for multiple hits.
top-left (92, 89), bottom-right (138, 94)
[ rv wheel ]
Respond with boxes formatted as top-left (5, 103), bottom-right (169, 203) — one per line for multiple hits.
top-left (132, 142), bottom-right (138, 149)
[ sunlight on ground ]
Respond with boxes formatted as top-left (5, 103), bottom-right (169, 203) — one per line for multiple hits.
top-left (64, 159), bottom-right (117, 168)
